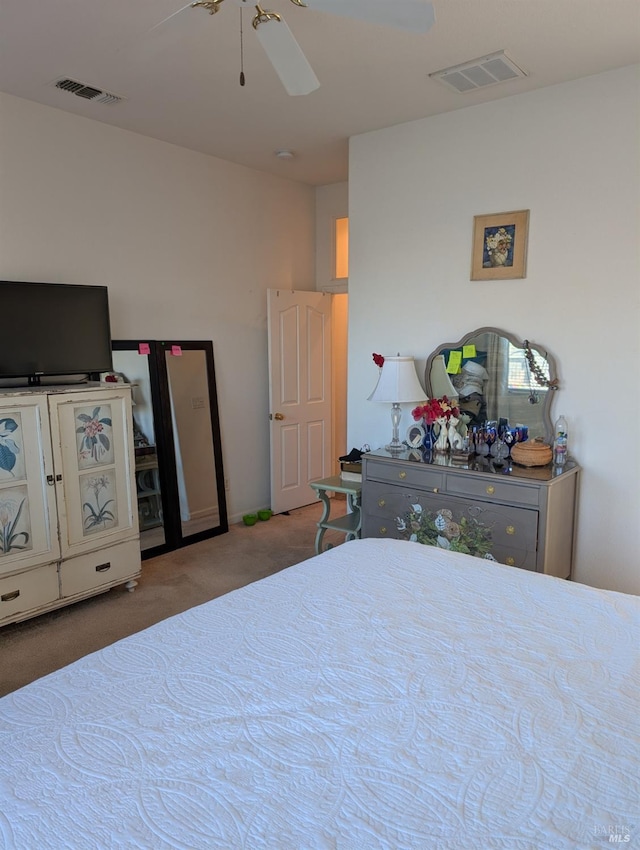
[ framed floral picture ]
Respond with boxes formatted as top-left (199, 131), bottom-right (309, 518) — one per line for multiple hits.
top-left (471, 209), bottom-right (529, 280)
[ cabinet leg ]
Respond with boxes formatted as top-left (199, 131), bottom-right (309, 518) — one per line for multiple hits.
top-left (125, 580), bottom-right (138, 593)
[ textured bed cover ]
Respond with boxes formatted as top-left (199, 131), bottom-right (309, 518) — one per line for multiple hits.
top-left (0, 537), bottom-right (638, 849)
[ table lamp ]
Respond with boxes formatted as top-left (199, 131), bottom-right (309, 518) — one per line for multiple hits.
top-left (368, 356), bottom-right (427, 453)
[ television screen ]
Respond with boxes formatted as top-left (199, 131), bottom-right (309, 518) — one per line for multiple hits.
top-left (0, 281), bottom-right (113, 381)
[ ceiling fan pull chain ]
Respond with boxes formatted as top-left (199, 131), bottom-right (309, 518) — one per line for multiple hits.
top-left (239, 8), bottom-right (245, 86)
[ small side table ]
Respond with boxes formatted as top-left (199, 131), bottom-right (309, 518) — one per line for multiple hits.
top-left (309, 475), bottom-right (362, 555)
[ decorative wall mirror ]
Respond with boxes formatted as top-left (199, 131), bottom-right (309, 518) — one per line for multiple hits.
top-left (425, 328), bottom-right (558, 445)
top-left (112, 340), bottom-right (228, 558)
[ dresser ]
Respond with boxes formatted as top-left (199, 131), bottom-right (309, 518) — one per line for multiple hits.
top-left (361, 449), bottom-right (579, 578)
top-left (0, 384), bottom-right (141, 626)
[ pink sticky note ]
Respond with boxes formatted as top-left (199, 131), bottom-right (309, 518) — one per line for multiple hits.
top-left (138, 343), bottom-right (150, 355)
top-left (171, 345), bottom-right (182, 356)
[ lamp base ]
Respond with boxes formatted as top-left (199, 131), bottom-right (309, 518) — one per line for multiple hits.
top-left (384, 439), bottom-right (405, 454)
top-left (386, 403), bottom-right (405, 454)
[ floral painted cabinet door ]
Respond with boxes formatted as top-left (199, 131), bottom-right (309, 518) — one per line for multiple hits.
top-left (48, 388), bottom-right (138, 558)
top-left (0, 395), bottom-right (61, 576)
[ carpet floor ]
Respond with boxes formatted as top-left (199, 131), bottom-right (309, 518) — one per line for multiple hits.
top-left (0, 501), bottom-right (348, 697)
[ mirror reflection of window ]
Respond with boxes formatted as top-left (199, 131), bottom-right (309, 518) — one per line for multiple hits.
top-left (507, 343), bottom-right (550, 391)
top-left (165, 350), bottom-right (220, 538)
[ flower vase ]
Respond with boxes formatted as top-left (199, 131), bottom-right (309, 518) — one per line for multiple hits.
top-left (433, 418), bottom-right (449, 453)
top-left (422, 422), bottom-right (435, 452)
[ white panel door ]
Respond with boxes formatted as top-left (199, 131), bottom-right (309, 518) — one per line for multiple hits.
top-left (0, 394), bottom-right (60, 576)
top-left (268, 289), bottom-right (332, 514)
top-left (49, 387), bottom-right (138, 558)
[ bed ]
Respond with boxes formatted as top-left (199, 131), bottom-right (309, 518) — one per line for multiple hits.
top-left (0, 538), bottom-right (637, 849)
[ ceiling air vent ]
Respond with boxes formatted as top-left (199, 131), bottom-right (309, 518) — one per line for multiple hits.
top-left (429, 51), bottom-right (528, 93)
top-left (52, 77), bottom-right (125, 105)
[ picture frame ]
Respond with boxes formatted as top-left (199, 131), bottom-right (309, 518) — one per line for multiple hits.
top-left (406, 422), bottom-right (426, 448)
top-left (471, 209), bottom-right (529, 280)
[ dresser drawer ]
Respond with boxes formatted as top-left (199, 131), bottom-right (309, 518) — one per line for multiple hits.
top-left (364, 459), bottom-right (444, 492)
top-left (446, 474), bottom-right (540, 507)
top-left (364, 484), bottom-right (538, 567)
top-left (60, 539), bottom-right (141, 598)
top-left (0, 563), bottom-right (59, 623)
top-left (491, 544), bottom-right (537, 571)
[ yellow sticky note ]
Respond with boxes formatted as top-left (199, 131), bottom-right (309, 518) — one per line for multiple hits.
top-left (463, 344), bottom-right (477, 359)
top-left (446, 351), bottom-right (462, 374)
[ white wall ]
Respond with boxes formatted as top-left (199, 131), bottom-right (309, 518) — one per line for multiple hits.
top-left (347, 66), bottom-right (640, 594)
top-left (0, 92), bottom-right (316, 522)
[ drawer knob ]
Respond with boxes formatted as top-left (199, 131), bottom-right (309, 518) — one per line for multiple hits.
top-left (378, 499), bottom-right (385, 507)
top-left (1, 589), bottom-right (20, 602)
top-left (398, 471), bottom-right (407, 479)
top-left (506, 556), bottom-right (516, 566)
top-left (379, 527), bottom-right (387, 535)
top-left (95, 562), bottom-right (112, 573)
top-left (432, 487), bottom-right (439, 493)
top-left (506, 525), bottom-right (515, 535)
top-left (486, 485), bottom-right (495, 495)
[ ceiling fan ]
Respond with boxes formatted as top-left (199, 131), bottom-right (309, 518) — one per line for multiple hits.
top-left (152, 0), bottom-right (435, 96)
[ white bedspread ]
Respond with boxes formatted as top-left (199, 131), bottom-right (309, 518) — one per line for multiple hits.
top-left (0, 538), bottom-right (638, 849)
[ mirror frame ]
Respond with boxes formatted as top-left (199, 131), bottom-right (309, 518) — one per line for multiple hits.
top-left (112, 339), bottom-right (228, 559)
top-left (424, 327), bottom-right (559, 445)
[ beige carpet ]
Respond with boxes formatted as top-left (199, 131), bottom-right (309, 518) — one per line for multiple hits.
top-left (0, 501), bottom-right (348, 697)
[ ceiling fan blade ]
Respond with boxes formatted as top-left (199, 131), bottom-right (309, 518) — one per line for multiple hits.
top-left (254, 17), bottom-right (320, 96)
top-left (148, 2), bottom-right (194, 34)
top-left (302, 0), bottom-right (435, 33)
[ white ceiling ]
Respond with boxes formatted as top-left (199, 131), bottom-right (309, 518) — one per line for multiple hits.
top-left (0, 0), bottom-right (638, 185)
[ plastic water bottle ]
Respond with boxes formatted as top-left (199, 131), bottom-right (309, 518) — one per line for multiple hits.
top-left (554, 415), bottom-right (568, 466)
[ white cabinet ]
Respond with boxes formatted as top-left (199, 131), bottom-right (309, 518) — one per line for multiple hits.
top-left (0, 385), bottom-right (141, 626)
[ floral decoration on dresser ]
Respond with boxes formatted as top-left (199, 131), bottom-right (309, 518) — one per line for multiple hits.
top-left (372, 353), bottom-right (385, 368)
top-left (411, 396), bottom-right (459, 426)
top-left (396, 504), bottom-right (495, 559)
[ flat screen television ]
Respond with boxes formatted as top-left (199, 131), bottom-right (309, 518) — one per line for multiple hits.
top-left (0, 281), bottom-right (113, 383)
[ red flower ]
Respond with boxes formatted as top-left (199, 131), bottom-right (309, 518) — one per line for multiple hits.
top-left (372, 353), bottom-right (385, 368)
top-left (412, 396), bottom-right (459, 425)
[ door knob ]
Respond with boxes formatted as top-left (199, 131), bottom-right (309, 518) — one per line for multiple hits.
top-left (273, 413), bottom-right (285, 421)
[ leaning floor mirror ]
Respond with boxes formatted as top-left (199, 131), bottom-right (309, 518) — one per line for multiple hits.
top-left (112, 340), bottom-right (228, 558)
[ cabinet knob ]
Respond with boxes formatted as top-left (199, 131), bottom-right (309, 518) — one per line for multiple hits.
top-left (506, 525), bottom-right (515, 535)
top-left (378, 499), bottom-right (385, 507)
top-left (379, 527), bottom-right (387, 535)
top-left (46, 475), bottom-right (55, 486)
top-left (486, 485), bottom-right (495, 495)
top-left (506, 556), bottom-right (516, 566)
top-left (398, 471), bottom-right (407, 479)
top-left (432, 487), bottom-right (439, 493)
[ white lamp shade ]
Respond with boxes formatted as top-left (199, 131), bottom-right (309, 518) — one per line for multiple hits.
top-left (368, 356), bottom-right (427, 403)
top-left (428, 354), bottom-right (458, 400)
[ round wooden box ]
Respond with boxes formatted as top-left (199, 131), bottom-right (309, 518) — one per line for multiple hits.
top-left (511, 438), bottom-right (553, 467)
